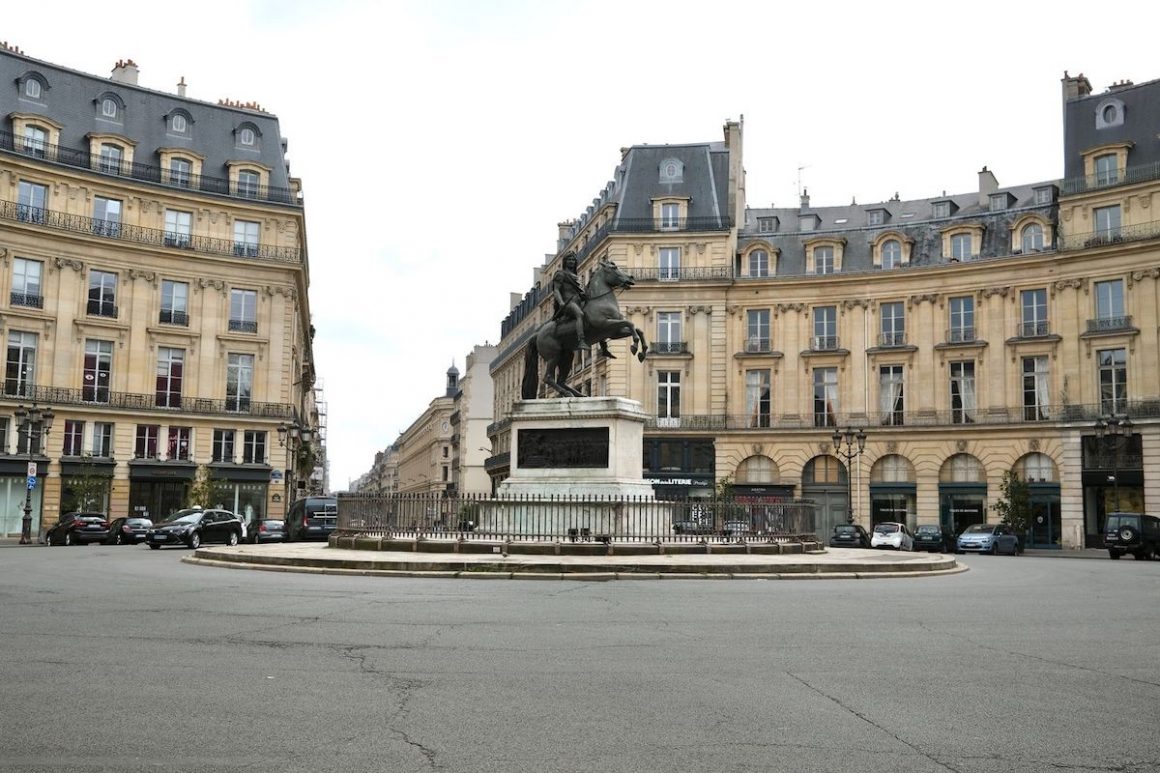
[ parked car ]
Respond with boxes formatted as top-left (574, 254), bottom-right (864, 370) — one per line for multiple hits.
top-left (956, 522), bottom-right (1023, 555)
top-left (104, 516), bottom-right (153, 545)
top-left (284, 496), bottom-right (338, 541)
top-left (146, 507), bottom-right (242, 549)
top-left (46, 512), bottom-right (109, 546)
top-left (870, 522), bottom-right (914, 551)
top-left (247, 518), bottom-right (286, 544)
top-left (721, 520), bottom-right (751, 539)
top-left (913, 524), bottom-right (955, 553)
top-left (829, 523), bottom-right (872, 549)
top-left (1103, 512), bottom-right (1160, 560)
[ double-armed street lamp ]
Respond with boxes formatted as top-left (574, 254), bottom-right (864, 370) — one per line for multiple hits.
top-left (277, 421), bottom-right (314, 502)
top-left (832, 426), bottom-right (867, 524)
top-left (1094, 413), bottom-right (1133, 512)
top-left (15, 403), bottom-right (55, 544)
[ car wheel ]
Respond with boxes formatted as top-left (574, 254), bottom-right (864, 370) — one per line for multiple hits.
top-left (63, 532), bottom-right (73, 546)
top-left (989, 542), bottom-right (998, 555)
top-left (188, 532), bottom-right (201, 550)
top-left (114, 532), bottom-right (124, 545)
top-left (227, 531), bottom-right (239, 547)
top-left (149, 543), bottom-right (161, 550)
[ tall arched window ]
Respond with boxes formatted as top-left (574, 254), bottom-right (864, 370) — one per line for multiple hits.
top-left (881, 239), bottom-right (901, 268)
top-left (748, 249), bottom-right (769, 277)
top-left (1021, 223), bottom-right (1044, 252)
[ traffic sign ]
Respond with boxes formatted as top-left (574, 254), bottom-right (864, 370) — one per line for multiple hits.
top-left (27, 462), bottom-right (37, 478)
top-left (27, 476), bottom-right (36, 490)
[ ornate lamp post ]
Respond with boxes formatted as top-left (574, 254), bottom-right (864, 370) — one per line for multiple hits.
top-left (277, 422), bottom-right (314, 502)
top-left (832, 426), bottom-right (867, 524)
top-left (1095, 414), bottom-right (1133, 512)
top-left (14, 403), bottom-right (55, 544)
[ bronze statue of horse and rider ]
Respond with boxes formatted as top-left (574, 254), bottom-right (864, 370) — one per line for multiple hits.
top-left (521, 258), bottom-right (648, 399)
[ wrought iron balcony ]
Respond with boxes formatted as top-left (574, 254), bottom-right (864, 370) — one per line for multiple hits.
top-left (228, 319), bottom-right (259, 334)
top-left (1, 129), bottom-right (302, 206)
top-left (630, 266), bottom-right (733, 282)
top-left (1017, 320), bottom-right (1051, 338)
top-left (811, 335), bottom-right (840, 352)
top-left (10, 291), bottom-right (43, 309)
top-left (745, 338), bottom-right (771, 353)
top-left (945, 327), bottom-right (977, 344)
top-left (1060, 220), bottom-right (1160, 251)
top-left (650, 341), bottom-right (688, 355)
top-left (612, 217), bottom-right (731, 233)
top-left (1086, 315), bottom-right (1133, 333)
top-left (1, 200), bottom-right (302, 264)
top-left (878, 331), bottom-right (907, 347)
top-left (86, 300), bottom-right (118, 318)
top-left (1060, 160), bottom-right (1160, 196)
top-left (159, 309), bottom-right (189, 326)
top-left (0, 383), bottom-right (293, 419)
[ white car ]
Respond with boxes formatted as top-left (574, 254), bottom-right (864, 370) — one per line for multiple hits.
top-left (870, 522), bottom-right (914, 551)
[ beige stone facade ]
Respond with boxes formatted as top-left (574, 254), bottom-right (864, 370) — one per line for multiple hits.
top-left (0, 47), bottom-right (319, 536)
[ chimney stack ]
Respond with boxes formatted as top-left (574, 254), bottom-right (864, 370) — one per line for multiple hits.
top-left (978, 166), bottom-right (999, 207)
top-left (799, 187), bottom-right (810, 209)
top-left (1061, 71), bottom-right (1091, 103)
top-left (111, 59), bottom-right (139, 85)
top-left (177, 76), bottom-right (187, 97)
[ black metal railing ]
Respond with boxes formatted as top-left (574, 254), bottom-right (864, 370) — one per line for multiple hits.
top-left (1086, 315), bottom-right (1133, 333)
top-left (228, 319), bottom-right (258, 334)
top-left (0, 383), bottom-right (293, 419)
top-left (86, 299), bottom-right (118, 318)
top-left (1061, 161), bottom-right (1160, 196)
top-left (1, 200), bottom-right (303, 264)
top-left (336, 492), bottom-right (817, 544)
top-left (878, 331), bottom-right (907, 347)
top-left (1017, 320), bottom-right (1051, 338)
top-left (945, 327), bottom-right (977, 344)
top-left (811, 335), bottom-right (839, 351)
top-left (745, 338), bottom-right (771, 353)
top-left (629, 266), bottom-right (734, 282)
top-left (650, 341), bottom-right (688, 355)
top-left (10, 291), bottom-right (43, 309)
top-left (159, 310), bottom-right (189, 326)
top-left (1, 129), bottom-right (301, 206)
top-left (1060, 220), bottom-right (1160, 251)
top-left (612, 217), bottom-right (732, 233)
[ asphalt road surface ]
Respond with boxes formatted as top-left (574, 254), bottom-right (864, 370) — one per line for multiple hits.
top-left (1, 544), bottom-right (1157, 773)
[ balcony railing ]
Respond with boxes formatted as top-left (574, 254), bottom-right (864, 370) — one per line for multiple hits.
top-left (87, 300), bottom-right (118, 318)
top-left (630, 266), bottom-right (733, 282)
top-left (1060, 220), bottom-right (1160, 251)
top-left (1, 200), bottom-right (302, 264)
top-left (0, 383), bottom-right (293, 419)
top-left (878, 331), bottom-right (907, 347)
top-left (745, 338), bottom-right (771, 353)
top-left (613, 217), bottom-right (731, 233)
top-left (650, 341), bottom-right (688, 355)
top-left (1017, 320), bottom-right (1051, 338)
top-left (811, 335), bottom-right (839, 352)
top-left (228, 319), bottom-right (259, 334)
top-left (1060, 160), bottom-right (1160, 196)
top-left (1, 129), bottom-right (302, 206)
top-left (159, 309), bottom-right (189, 326)
top-left (1086, 315), bottom-right (1133, 333)
top-left (10, 291), bottom-right (43, 309)
top-left (945, 327), bottom-right (977, 344)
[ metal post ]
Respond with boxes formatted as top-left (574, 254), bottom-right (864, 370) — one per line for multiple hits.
top-left (832, 427), bottom-right (867, 525)
top-left (16, 403), bottom-right (54, 545)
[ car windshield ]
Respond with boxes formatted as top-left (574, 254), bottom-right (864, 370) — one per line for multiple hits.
top-left (964, 524), bottom-right (994, 534)
top-left (834, 526), bottom-right (856, 534)
top-left (874, 524), bottom-right (899, 534)
top-left (1105, 515), bottom-right (1138, 530)
top-left (916, 526), bottom-right (939, 534)
top-left (159, 510), bottom-right (202, 525)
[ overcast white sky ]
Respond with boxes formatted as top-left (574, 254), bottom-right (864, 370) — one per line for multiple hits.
top-left (6, 1), bottom-right (1157, 487)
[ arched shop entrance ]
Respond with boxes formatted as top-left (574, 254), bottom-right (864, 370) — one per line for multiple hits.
top-left (869, 454), bottom-right (916, 529)
top-left (1017, 452), bottom-right (1062, 549)
top-left (802, 455), bottom-right (849, 538)
top-left (939, 453), bottom-right (987, 537)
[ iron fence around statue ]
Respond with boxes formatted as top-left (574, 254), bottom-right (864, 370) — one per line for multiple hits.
top-left (336, 493), bottom-right (817, 544)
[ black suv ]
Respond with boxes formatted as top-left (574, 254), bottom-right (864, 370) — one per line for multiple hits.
top-left (913, 524), bottom-right (955, 553)
top-left (1103, 512), bottom-right (1160, 560)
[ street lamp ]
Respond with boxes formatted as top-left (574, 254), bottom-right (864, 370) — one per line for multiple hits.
top-left (277, 421), bottom-right (314, 502)
top-left (1095, 414), bottom-right (1133, 513)
top-left (14, 403), bottom-right (55, 544)
top-left (832, 426), bottom-right (867, 524)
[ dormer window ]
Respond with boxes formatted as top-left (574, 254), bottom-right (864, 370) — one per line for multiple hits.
top-left (1094, 154), bottom-right (1119, 186)
top-left (799, 214), bottom-right (819, 232)
top-left (24, 79), bottom-right (41, 99)
top-left (989, 193), bottom-right (1010, 212)
top-left (932, 201), bottom-right (955, 219)
top-left (757, 216), bottom-right (778, 233)
top-left (240, 128), bottom-right (255, 146)
top-left (867, 209), bottom-right (888, 226)
top-left (941, 223), bottom-right (984, 262)
top-left (96, 92), bottom-right (125, 122)
top-left (660, 202), bottom-right (679, 230)
top-left (1034, 187), bottom-right (1055, 205)
top-left (659, 157), bottom-right (684, 184)
top-left (235, 121), bottom-right (261, 149)
top-left (102, 98), bottom-right (118, 118)
top-left (1095, 98), bottom-right (1125, 129)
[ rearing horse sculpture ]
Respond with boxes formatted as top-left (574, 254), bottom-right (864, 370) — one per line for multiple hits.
top-left (521, 260), bottom-right (648, 399)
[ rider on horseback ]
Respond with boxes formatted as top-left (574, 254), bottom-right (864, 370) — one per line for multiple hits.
top-left (551, 252), bottom-right (588, 349)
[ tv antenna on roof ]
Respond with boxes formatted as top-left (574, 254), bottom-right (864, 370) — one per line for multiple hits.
top-left (797, 165), bottom-right (810, 197)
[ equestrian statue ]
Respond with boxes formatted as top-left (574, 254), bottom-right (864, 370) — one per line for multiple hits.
top-left (521, 254), bottom-right (648, 399)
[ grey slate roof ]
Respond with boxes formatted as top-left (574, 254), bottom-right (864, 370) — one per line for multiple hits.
top-left (1, 47), bottom-right (294, 191)
top-left (1063, 77), bottom-right (1160, 179)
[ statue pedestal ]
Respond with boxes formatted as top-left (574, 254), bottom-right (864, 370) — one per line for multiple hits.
top-left (486, 397), bottom-right (664, 537)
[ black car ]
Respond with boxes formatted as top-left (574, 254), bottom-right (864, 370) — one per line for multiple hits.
top-left (46, 512), bottom-right (109, 546)
top-left (1103, 512), bottom-right (1160, 560)
top-left (247, 518), bottom-right (286, 544)
top-left (913, 524), bottom-right (955, 553)
top-left (284, 496), bottom-right (338, 541)
top-left (146, 508), bottom-right (243, 549)
top-left (829, 523), bottom-right (872, 549)
top-left (105, 516), bottom-right (153, 545)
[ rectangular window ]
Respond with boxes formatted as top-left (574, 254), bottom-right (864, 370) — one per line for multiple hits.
top-left (237, 170), bottom-right (260, 198)
top-left (880, 302), bottom-right (905, 346)
top-left (948, 296), bottom-right (975, 343)
top-left (658, 247), bottom-right (680, 281)
top-left (1098, 348), bottom-right (1128, 415)
top-left (12, 257), bottom-right (43, 308)
top-left (746, 369), bottom-right (771, 428)
top-left (213, 429), bottom-right (236, 463)
top-left (932, 202), bottom-right (950, 218)
top-left (1022, 356), bottom-right (1050, 421)
top-left (83, 339), bottom-right (113, 403)
top-left (22, 125), bottom-right (47, 157)
top-left (1020, 289), bottom-right (1048, 337)
top-left (1094, 154), bottom-right (1119, 186)
top-left (757, 217), bottom-right (776, 233)
top-left (813, 367), bottom-right (838, 427)
top-left (167, 426), bottom-right (191, 460)
top-left (747, 249), bottom-right (770, 277)
top-left (17, 180), bottom-right (48, 223)
top-left (747, 309), bottom-right (771, 352)
top-left (227, 353), bottom-right (254, 412)
top-left (1093, 205), bottom-right (1121, 239)
top-left (135, 425), bottom-right (161, 459)
top-left (950, 361), bottom-right (976, 424)
top-left (1035, 188), bottom-right (1053, 205)
top-left (867, 210), bottom-right (884, 225)
top-left (164, 209), bottom-right (192, 248)
top-left (814, 246), bottom-right (834, 275)
top-left (659, 202), bottom-right (680, 230)
top-left (0, 418), bottom-right (8, 456)
top-left (657, 371), bottom-right (680, 425)
top-left (879, 365), bottom-right (905, 426)
top-left (98, 143), bottom-right (123, 174)
top-left (161, 280), bottom-right (189, 326)
top-left (243, 430), bottom-right (266, 464)
top-left (813, 306), bottom-right (837, 351)
top-left (233, 220), bottom-right (260, 257)
top-left (87, 270), bottom-right (118, 318)
top-left (63, 420), bottom-right (85, 456)
top-left (989, 194), bottom-right (1007, 212)
top-left (92, 422), bottom-right (114, 457)
top-left (170, 157), bottom-right (192, 188)
top-left (155, 347), bottom-right (184, 408)
top-left (5, 331), bottom-right (37, 397)
top-left (229, 289), bottom-right (258, 333)
top-left (1094, 279), bottom-right (1125, 322)
top-left (655, 311), bottom-right (682, 353)
top-left (92, 197), bottom-right (122, 238)
top-left (950, 233), bottom-right (973, 260)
